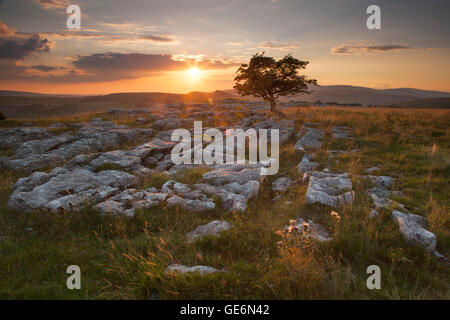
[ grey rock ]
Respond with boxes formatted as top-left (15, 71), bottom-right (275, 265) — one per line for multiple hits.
top-left (8, 168), bottom-right (136, 213)
top-left (203, 166), bottom-right (263, 185)
top-left (368, 187), bottom-right (405, 200)
top-left (89, 150), bottom-right (142, 171)
top-left (272, 177), bottom-right (293, 192)
top-left (392, 210), bottom-right (445, 259)
top-left (251, 118), bottom-right (294, 144)
top-left (366, 167), bottom-right (381, 174)
top-left (297, 154), bottom-right (319, 174)
top-left (93, 200), bottom-right (135, 217)
top-left (294, 126), bottom-right (323, 151)
top-left (187, 220), bottom-right (232, 243)
top-left (93, 187), bottom-right (167, 216)
top-left (133, 139), bottom-right (176, 159)
top-left (161, 180), bottom-right (216, 212)
top-left (49, 122), bottom-right (63, 128)
top-left (193, 183), bottom-right (252, 212)
top-left (223, 180), bottom-right (259, 198)
top-left (305, 171), bottom-right (353, 207)
top-left (164, 264), bottom-right (224, 275)
top-left (2, 126), bottom-right (154, 172)
top-left (370, 193), bottom-right (408, 215)
top-left (283, 217), bottom-right (332, 241)
top-left (166, 195), bottom-right (215, 212)
top-left (151, 118), bottom-right (180, 129)
top-left (331, 126), bottom-right (351, 139)
top-left (363, 175), bottom-right (395, 188)
top-left (0, 127), bottom-right (53, 149)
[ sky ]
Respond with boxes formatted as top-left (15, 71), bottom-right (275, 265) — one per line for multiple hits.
top-left (0, 0), bottom-right (449, 95)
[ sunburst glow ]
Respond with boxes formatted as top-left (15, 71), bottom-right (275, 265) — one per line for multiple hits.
top-left (188, 67), bottom-right (201, 79)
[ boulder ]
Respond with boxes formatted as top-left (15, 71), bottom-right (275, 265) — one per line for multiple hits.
top-left (1, 126), bottom-right (154, 172)
top-left (294, 126), bottom-right (323, 151)
top-left (366, 167), bottom-right (381, 174)
top-left (272, 177), bottom-right (293, 192)
top-left (93, 188), bottom-right (166, 217)
top-left (187, 220), bottom-right (232, 243)
top-left (331, 126), bottom-right (351, 139)
top-left (282, 217), bottom-right (332, 241)
top-left (297, 154), bottom-right (319, 174)
top-left (0, 127), bottom-right (53, 150)
top-left (392, 210), bottom-right (446, 260)
top-left (151, 118), bottom-right (180, 129)
top-left (162, 181), bottom-right (216, 212)
top-left (202, 166), bottom-right (263, 185)
top-left (164, 264), bottom-right (224, 275)
top-left (8, 168), bottom-right (137, 213)
top-left (305, 172), bottom-right (354, 207)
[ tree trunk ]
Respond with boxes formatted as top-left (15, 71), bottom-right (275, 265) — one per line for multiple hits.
top-left (269, 99), bottom-right (284, 116)
top-left (269, 99), bottom-right (277, 113)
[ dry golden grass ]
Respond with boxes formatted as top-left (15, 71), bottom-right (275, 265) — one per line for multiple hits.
top-left (0, 106), bottom-right (448, 299)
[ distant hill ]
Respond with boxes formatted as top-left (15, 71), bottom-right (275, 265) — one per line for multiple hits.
top-left (1, 86), bottom-right (449, 119)
top-left (2, 86), bottom-right (449, 106)
top-left (0, 90), bottom-right (78, 97)
top-left (382, 97), bottom-right (450, 109)
top-left (211, 86), bottom-right (450, 106)
top-left (0, 90), bottom-right (239, 119)
top-left (84, 90), bottom-right (235, 105)
top-left (294, 85), bottom-right (450, 106)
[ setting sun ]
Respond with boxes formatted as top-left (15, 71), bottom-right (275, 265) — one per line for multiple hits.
top-left (188, 67), bottom-right (201, 79)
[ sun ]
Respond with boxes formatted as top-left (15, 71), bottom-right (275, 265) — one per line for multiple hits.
top-left (188, 67), bottom-right (201, 79)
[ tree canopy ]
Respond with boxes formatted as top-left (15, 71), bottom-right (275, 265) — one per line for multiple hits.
top-left (234, 53), bottom-right (317, 114)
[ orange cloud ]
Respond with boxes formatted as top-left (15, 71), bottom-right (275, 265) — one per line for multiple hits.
top-left (331, 42), bottom-right (415, 55)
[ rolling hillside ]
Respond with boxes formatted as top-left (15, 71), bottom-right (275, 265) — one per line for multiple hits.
top-left (0, 86), bottom-right (449, 119)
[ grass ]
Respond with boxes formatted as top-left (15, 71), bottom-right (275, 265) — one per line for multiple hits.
top-left (0, 106), bottom-right (449, 299)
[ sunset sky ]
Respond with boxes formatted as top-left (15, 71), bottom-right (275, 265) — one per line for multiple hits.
top-left (0, 0), bottom-right (449, 95)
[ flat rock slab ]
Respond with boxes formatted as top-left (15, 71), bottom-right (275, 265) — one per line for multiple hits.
top-left (283, 217), bottom-right (332, 242)
top-left (272, 177), bottom-right (293, 192)
top-left (297, 154), bottom-right (319, 175)
top-left (187, 220), bottom-right (232, 243)
top-left (8, 167), bottom-right (137, 213)
top-left (294, 126), bottom-right (323, 151)
top-left (151, 118), bottom-right (180, 130)
top-left (392, 210), bottom-right (446, 260)
top-left (202, 164), bottom-right (264, 185)
top-left (360, 175), bottom-right (395, 188)
top-left (164, 264), bottom-right (225, 275)
top-left (1, 126), bottom-right (154, 173)
top-left (162, 180), bottom-right (216, 212)
top-left (194, 180), bottom-right (259, 212)
top-left (366, 167), bottom-right (381, 174)
top-left (250, 118), bottom-right (295, 144)
top-left (305, 171), bottom-right (354, 207)
top-left (331, 126), bottom-right (351, 139)
top-left (0, 127), bottom-right (53, 150)
top-left (93, 188), bottom-right (168, 217)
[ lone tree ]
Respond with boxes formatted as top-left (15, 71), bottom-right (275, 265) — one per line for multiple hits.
top-left (234, 53), bottom-right (317, 115)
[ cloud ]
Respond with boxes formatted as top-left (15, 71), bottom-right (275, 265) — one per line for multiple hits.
top-left (72, 53), bottom-right (182, 76)
top-left (40, 31), bottom-right (178, 45)
top-left (226, 42), bottom-right (242, 46)
top-left (0, 33), bottom-right (51, 60)
top-left (260, 41), bottom-right (300, 50)
top-left (71, 52), bottom-right (235, 79)
top-left (31, 65), bottom-right (59, 72)
top-left (32, 0), bottom-right (70, 10)
top-left (40, 32), bottom-right (103, 40)
top-left (0, 21), bottom-right (15, 36)
top-left (140, 35), bottom-right (175, 43)
top-left (0, 21), bottom-right (52, 60)
top-left (331, 42), bottom-right (414, 55)
top-left (0, 51), bottom-right (237, 82)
